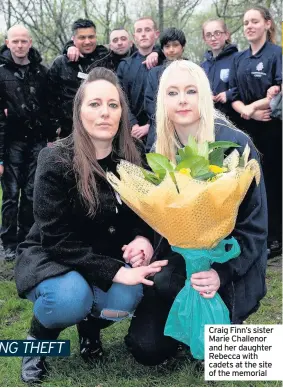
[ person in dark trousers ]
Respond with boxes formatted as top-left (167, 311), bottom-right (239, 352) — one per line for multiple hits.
top-left (229, 6), bottom-right (282, 258)
top-left (201, 18), bottom-right (240, 125)
top-left (117, 17), bottom-right (163, 143)
top-left (65, 27), bottom-right (137, 72)
top-left (144, 27), bottom-right (186, 151)
top-left (47, 19), bottom-right (109, 138)
top-left (0, 25), bottom-right (55, 262)
top-left (15, 67), bottom-right (167, 384)
top-left (125, 60), bottom-right (268, 366)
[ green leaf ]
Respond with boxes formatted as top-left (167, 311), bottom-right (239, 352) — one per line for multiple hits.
top-left (208, 141), bottom-right (240, 151)
top-left (209, 148), bottom-right (224, 167)
top-left (175, 155), bottom-right (204, 171)
top-left (146, 153), bottom-right (174, 176)
top-left (190, 159), bottom-right (210, 178)
top-left (177, 148), bottom-right (187, 161)
top-left (197, 142), bottom-right (209, 160)
top-left (196, 171), bottom-right (216, 181)
top-left (187, 135), bottom-right (198, 155)
top-left (142, 169), bottom-right (162, 185)
top-left (183, 146), bottom-right (195, 158)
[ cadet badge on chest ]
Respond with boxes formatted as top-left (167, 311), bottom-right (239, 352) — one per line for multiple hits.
top-left (251, 62), bottom-right (267, 78)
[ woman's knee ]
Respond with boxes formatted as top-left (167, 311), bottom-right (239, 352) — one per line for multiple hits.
top-left (31, 271), bottom-right (93, 328)
top-left (125, 332), bottom-right (175, 366)
top-left (98, 283), bottom-right (143, 321)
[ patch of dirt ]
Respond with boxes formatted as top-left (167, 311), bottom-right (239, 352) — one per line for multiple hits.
top-left (267, 255), bottom-right (282, 272)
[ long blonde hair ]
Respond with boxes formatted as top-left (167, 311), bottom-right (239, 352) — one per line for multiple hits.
top-left (155, 60), bottom-right (216, 162)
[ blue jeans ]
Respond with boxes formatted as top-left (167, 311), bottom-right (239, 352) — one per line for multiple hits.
top-left (26, 270), bottom-right (143, 329)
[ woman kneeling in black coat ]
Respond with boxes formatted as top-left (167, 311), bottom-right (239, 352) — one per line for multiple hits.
top-left (15, 67), bottom-right (167, 384)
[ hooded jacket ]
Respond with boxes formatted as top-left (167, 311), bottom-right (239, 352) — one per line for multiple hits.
top-left (0, 46), bottom-right (53, 161)
top-left (201, 44), bottom-right (239, 118)
top-left (47, 44), bottom-right (109, 137)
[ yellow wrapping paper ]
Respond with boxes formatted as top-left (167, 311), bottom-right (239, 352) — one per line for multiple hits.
top-left (107, 159), bottom-right (260, 248)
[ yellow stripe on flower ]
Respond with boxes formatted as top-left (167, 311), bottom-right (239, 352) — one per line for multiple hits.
top-left (179, 168), bottom-right (192, 177)
top-left (209, 165), bottom-right (228, 174)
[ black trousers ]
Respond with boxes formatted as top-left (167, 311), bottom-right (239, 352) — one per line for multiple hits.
top-left (0, 140), bottom-right (45, 250)
top-left (125, 252), bottom-right (186, 366)
top-left (242, 119), bottom-right (282, 242)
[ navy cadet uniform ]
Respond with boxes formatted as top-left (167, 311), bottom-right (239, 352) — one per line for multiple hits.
top-left (229, 40), bottom-right (282, 248)
top-left (117, 51), bottom-right (163, 144)
top-left (201, 43), bottom-right (240, 125)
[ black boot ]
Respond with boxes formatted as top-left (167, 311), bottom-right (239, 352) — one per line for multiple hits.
top-left (77, 315), bottom-right (113, 363)
top-left (21, 316), bottom-right (61, 384)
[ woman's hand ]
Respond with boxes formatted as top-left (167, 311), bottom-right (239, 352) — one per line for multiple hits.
top-left (122, 236), bottom-right (154, 267)
top-left (213, 92), bottom-right (227, 104)
top-left (190, 269), bottom-right (220, 299)
top-left (113, 260), bottom-right (168, 286)
top-left (267, 85), bottom-right (280, 100)
top-left (241, 104), bottom-right (256, 120)
top-left (251, 109), bottom-right (272, 122)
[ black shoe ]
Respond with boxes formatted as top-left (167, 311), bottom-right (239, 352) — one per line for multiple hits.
top-left (77, 315), bottom-right (112, 363)
top-left (4, 248), bottom-right (16, 262)
top-left (21, 316), bottom-right (61, 384)
top-left (268, 241), bottom-right (282, 259)
top-left (21, 336), bottom-right (48, 384)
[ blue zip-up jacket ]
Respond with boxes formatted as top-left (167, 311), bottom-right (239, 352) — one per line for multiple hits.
top-left (201, 44), bottom-right (238, 118)
top-left (117, 51), bottom-right (163, 128)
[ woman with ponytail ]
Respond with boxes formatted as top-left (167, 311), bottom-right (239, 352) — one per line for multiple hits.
top-left (229, 6), bottom-right (282, 258)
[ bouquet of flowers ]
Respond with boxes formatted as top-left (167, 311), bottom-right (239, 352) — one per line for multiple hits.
top-left (107, 136), bottom-right (260, 360)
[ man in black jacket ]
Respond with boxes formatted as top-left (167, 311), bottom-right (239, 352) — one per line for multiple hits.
top-left (65, 27), bottom-right (137, 72)
top-left (47, 19), bottom-right (109, 138)
top-left (117, 17), bottom-right (162, 142)
top-left (0, 25), bottom-right (54, 261)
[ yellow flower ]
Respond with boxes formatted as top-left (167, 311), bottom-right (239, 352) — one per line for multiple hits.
top-left (209, 165), bottom-right (228, 174)
top-left (179, 168), bottom-right (192, 177)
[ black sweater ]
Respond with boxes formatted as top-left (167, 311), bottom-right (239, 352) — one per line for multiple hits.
top-left (15, 140), bottom-right (153, 297)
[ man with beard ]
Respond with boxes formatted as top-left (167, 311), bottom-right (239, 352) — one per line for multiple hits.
top-left (47, 19), bottom-right (109, 138)
top-left (0, 25), bottom-right (53, 261)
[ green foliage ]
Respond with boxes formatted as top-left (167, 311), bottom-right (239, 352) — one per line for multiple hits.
top-left (144, 137), bottom-right (240, 188)
top-left (0, 262), bottom-right (281, 386)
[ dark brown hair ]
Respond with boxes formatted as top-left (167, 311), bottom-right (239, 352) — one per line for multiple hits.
top-left (202, 19), bottom-right (231, 44)
top-left (70, 67), bottom-right (141, 216)
top-left (244, 6), bottom-right (276, 44)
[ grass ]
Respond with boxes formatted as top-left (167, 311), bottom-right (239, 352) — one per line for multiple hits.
top-left (0, 261), bottom-right (282, 387)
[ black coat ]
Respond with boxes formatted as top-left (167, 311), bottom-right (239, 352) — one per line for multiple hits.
top-left (155, 123), bottom-right (268, 324)
top-left (47, 45), bottom-right (109, 137)
top-left (0, 46), bottom-right (54, 161)
top-left (62, 40), bottom-right (138, 73)
top-left (15, 139), bottom-right (153, 297)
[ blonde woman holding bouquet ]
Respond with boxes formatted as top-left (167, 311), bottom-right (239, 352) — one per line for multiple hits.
top-left (125, 60), bottom-right (268, 366)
